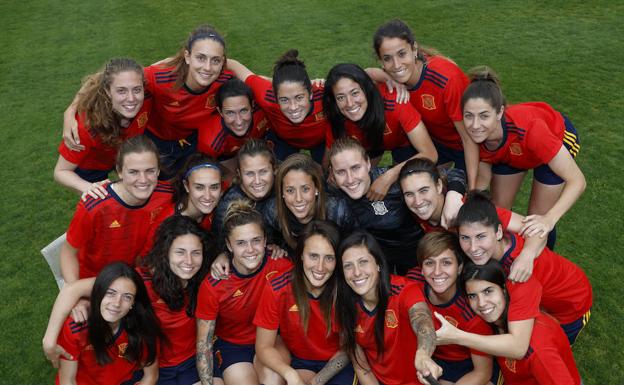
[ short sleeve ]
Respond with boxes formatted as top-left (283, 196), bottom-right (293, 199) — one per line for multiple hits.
top-left (245, 75), bottom-right (273, 110)
top-left (195, 279), bottom-right (220, 321)
top-left (506, 277), bottom-right (542, 322)
top-left (401, 281), bottom-right (427, 311)
top-left (66, 203), bottom-right (94, 249)
top-left (253, 281), bottom-right (280, 330)
top-left (525, 119), bottom-right (562, 164)
top-left (496, 207), bottom-right (512, 230)
top-left (57, 318), bottom-right (81, 361)
top-left (397, 102), bottom-right (423, 134)
top-left (442, 67), bottom-right (469, 122)
top-left (57, 116), bottom-right (92, 165)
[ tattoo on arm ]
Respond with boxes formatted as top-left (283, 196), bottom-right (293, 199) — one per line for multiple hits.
top-left (409, 302), bottom-right (436, 356)
top-left (197, 319), bottom-right (216, 385)
top-left (310, 351), bottom-right (349, 385)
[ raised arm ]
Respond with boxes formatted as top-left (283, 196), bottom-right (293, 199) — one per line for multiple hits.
top-left (454, 120), bottom-right (480, 190)
top-left (506, 212), bottom-right (547, 283)
top-left (226, 58), bottom-right (255, 82)
top-left (408, 301), bottom-right (442, 383)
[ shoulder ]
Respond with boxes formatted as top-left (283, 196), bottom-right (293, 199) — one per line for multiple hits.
top-left (144, 64), bottom-right (177, 86)
top-left (267, 269), bottom-right (293, 293)
top-left (153, 180), bottom-right (174, 195)
top-left (215, 70), bottom-right (234, 85)
top-left (79, 187), bottom-right (115, 213)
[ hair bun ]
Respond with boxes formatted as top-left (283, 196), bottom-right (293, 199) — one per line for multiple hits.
top-left (468, 65), bottom-right (500, 85)
top-left (275, 49), bottom-right (304, 69)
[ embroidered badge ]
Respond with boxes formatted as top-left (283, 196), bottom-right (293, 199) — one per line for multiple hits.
top-left (385, 309), bottom-right (398, 328)
top-left (421, 94), bottom-right (436, 110)
top-left (315, 111), bottom-right (326, 121)
top-left (117, 342), bottom-right (128, 357)
top-left (265, 270), bottom-right (278, 281)
top-left (137, 112), bottom-right (148, 128)
top-left (371, 201), bottom-right (389, 216)
top-left (510, 143), bottom-right (523, 156)
top-left (205, 95), bottom-right (216, 108)
top-left (505, 358), bottom-right (517, 373)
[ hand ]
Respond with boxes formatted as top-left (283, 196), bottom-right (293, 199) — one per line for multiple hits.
top-left (414, 354), bottom-right (442, 384)
top-left (433, 311), bottom-right (461, 345)
top-left (284, 368), bottom-right (307, 385)
top-left (267, 244), bottom-right (287, 259)
top-left (311, 78), bottom-right (325, 88)
top-left (520, 214), bottom-right (555, 239)
top-left (63, 115), bottom-right (84, 151)
top-left (70, 298), bottom-right (90, 324)
top-left (508, 251), bottom-right (534, 283)
top-left (42, 339), bottom-right (73, 368)
top-left (440, 190), bottom-right (463, 229)
top-left (384, 79), bottom-right (410, 104)
top-left (210, 252), bottom-right (230, 280)
top-left (81, 179), bottom-right (110, 201)
top-left (367, 172), bottom-right (393, 201)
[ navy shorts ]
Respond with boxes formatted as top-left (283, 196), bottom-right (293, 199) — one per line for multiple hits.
top-left (158, 355), bottom-right (200, 385)
top-left (561, 308), bottom-right (592, 345)
top-left (492, 115), bottom-right (580, 185)
top-left (266, 131), bottom-right (325, 164)
top-left (434, 357), bottom-right (499, 383)
top-left (145, 129), bottom-right (198, 180)
top-left (433, 140), bottom-right (466, 172)
top-left (290, 356), bottom-right (356, 385)
top-left (214, 338), bottom-right (256, 375)
top-left (75, 167), bottom-right (111, 183)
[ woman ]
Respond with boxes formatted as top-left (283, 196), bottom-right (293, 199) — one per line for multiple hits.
top-left (226, 50), bottom-right (329, 163)
top-left (408, 232), bottom-right (493, 385)
top-left (195, 199), bottom-right (292, 385)
top-left (323, 63), bottom-right (437, 200)
top-left (461, 66), bottom-right (585, 249)
top-left (268, 153), bottom-right (354, 251)
top-left (368, 19), bottom-right (480, 189)
top-left (254, 220), bottom-right (356, 385)
top-left (336, 230), bottom-right (441, 385)
top-left (197, 78), bottom-right (270, 180)
top-left (399, 158), bottom-right (546, 283)
top-left (43, 262), bottom-right (160, 385)
top-left (455, 191), bottom-right (592, 343)
top-left (60, 135), bottom-right (173, 288)
top-left (453, 260), bottom-right (582, 384)
top-left (54, 58), bottom-right (151, 199)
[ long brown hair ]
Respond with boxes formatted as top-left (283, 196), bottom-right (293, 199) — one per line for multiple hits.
top-left (77, 58), bottom-right (143, 146)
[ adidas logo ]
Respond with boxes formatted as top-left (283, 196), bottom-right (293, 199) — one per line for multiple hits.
top-left (289, 304), bottom-right (298, 312)
top-left (355, 325), bottom-right (364, 333)
top-left (170, 101), bottom-right (180, 106)
top-left (232, 289), bottom-right (243, 298)
top-left (109, 220), bottom-right (121, 228)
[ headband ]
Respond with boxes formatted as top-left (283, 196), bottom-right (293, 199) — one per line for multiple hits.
top-left (184, 163), bottom-right (220, 179)
top-left (188, 32), bottom-right (225, 49)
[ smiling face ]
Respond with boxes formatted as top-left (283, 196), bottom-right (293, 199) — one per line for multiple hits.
top-left (100, 277), bottom-right (136, 332)
top-left (341, 245), bottom-right (380, 304)
top-left (422, 248), bottom-right (461, 301)
top-left (377, 37), bottom-right (419, 86)
top-left (184, 38), bottom-right (225, 92)
top-left (458, 222), bottom-right (503, 265)
top-left (238, 154), bottom-right (274, 201)
top-left (332, 77), bottom-right (368, 122)
top-left (184, 167), bottom-right (222, 216)
top-left (401, 172), bottom-right (445, 222)
top-left (282, 170), bottom-right (317, 223)
top-left (220, 95), bottom-right (253, 136)
top-left (301, 234), bottom-right (336, 297)
top-left (465, 278), bottom-right (506, 325)
top-left (117, 151), bottom-right (159, 205)
top-left (168, 233), bottom-right (203, 284)
top-left (462, 97), bottom-right (504, 144)
top-left (330, 148), bottom-right (371, 200)
top-left (107, 70), bottom-right (144, 122)
top-left (276, 81), bottom-right (311, 124)
top-left (227, 222), bottom-right (266, 275)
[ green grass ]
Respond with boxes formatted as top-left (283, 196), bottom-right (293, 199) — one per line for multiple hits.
top-left (1, 1), bottom-right (622, 383)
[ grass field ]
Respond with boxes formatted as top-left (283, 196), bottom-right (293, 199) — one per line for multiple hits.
top-left (1, 1), bottom-right (622, 383)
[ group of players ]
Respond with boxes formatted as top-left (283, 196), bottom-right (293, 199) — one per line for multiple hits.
top-left (41, 18), bottom-right (591, 385)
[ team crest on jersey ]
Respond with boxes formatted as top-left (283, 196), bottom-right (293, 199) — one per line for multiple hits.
top-left (314, 111), bottom-right (326, 121)
top-left (117, 342), bottom-right (128, 357)
top-left (505, 358), bottom-right (517, 373)
top-left (232, 289), bottom-right (244, 298)
top-left (385, 309), bottom-right (398, 328)
top-left (371, 201), bottom-right (389, 216)
top-left (383, 123), bottom-right (392, 135)
top-left (265, 270), bottom-right (279, 281)
top-left (289, 304), bottom-right (299, 312)
top-left (444, 316), bottom-right (459, 327)
top-left (109, 220), bottom-right (121, 228)
top-left (206, 95), bottom-right (216, 109)
top-left (421, 94), bottom-right (436, 110)
top-left (355, 325), bottom-right (364, 334)
top-left (150, 207), bottom-right (163, 223)
top-left (137, 112), bottom-right (148, 128)
top-left (170, 100), bottom-right (180, 106)
top-left (257, 118), bottom-right (268, 131)
top-left (509, 143), bottom-right (523, 156)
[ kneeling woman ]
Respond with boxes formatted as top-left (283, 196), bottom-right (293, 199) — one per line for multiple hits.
top-left (254, 220), bottom-right (356, 385)
top-left (459, 261), bottom-right (582, 384)
top-left (43, 262), bottom-right (160, 385)
top-left (336, 230), bottom-right (441, 385)
top-left (195, 200), bottom-right (292, 385)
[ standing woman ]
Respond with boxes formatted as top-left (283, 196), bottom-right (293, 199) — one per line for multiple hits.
top-left (226, 50), bottom-right (329, 163)
top-left (461, 66), bottom-right (585, 249)
top-left (195, 200), bottom-right (292, 385)
top-left (54, 58), bottom-right (151, 198)
top-left (323, 63), bottom-right (437, 199)
top-left (254, 220), bottom-right (356, 385)
top-left (336, 230), bottom-right (442, 385)
top-left (369, 19), bottom-right (480, 189)
top-left (43, 262), bottom-right (160, 385)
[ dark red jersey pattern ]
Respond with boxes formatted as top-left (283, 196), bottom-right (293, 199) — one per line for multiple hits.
top-left (254, 269), bottom-right (340, 361)
top-left (497, 312), bottom-right (581, 385)
top-left (246, 75), bottom-right (329, 148)
top-left (499, 233), bottom-right (592, 323)
top-left (480, 102), bottom-right (566, 169)
top-left (197, 253), bottom-right (291, 345)
top-left (56, 317), bottom-right (140, 385)
top-left (143, 64), bottom-right (234, 140)
top-left (58, 99), bottom-right (151, 170)
top-left (66, 181), bottom-right (173, 278)
top-left (407, 56), bottom-right (468, 150)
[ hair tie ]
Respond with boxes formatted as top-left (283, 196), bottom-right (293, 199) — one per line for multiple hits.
top-left (184, 163), bottom-right (220, 179)
top-left (188, 32), bottom-right (225, 49)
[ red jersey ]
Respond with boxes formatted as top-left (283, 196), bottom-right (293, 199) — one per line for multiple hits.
top-left (499, 233), bottom-right (592, 323)
top-left (58, 100), bottom-right (151, 171)
top-left (480, 102), bottom-right (566, 169)
top-left (197, 252), bottom-right (292, 345)
top-left (198, 107), bottom-right (270, 160)
top-left (254, 269), bottom-right (339, 360)
top-left (246, 75), bottom-right (328, 148)
top-left (408, 56), bottom-right (468, 150)
top-left (416, 205), bottom-right (511, 234)
top-left (139, 267), bottom-right (195, 367)
top-left (325, 84), bottom-right (422, 151)
top-left (66, 181), bottom-right (173, 278)
top-left (143, 64), bottom-right (234, 140)
top-left (354, 275), bottom-right (426, 385)
top-left (498, 312), bottom-right (581, 385)
top-left (506, 276), bottom-right (542, 322)
top-left (56, 317), bottom-right (140, 385)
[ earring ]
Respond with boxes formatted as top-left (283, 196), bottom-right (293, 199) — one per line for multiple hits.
top-left (377, 266), bottom-right (380, 272)
top-left (315, 192), bottom-right (319, 196)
